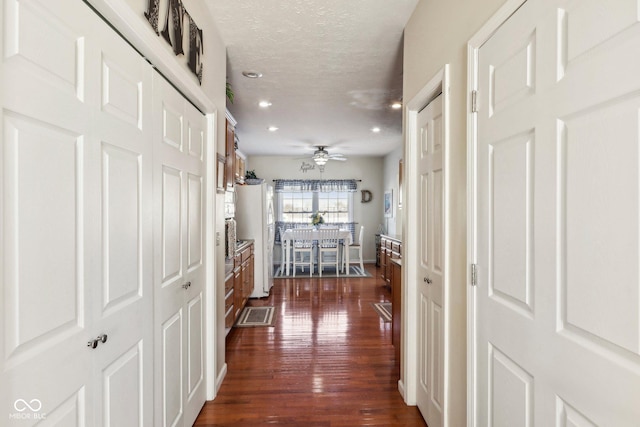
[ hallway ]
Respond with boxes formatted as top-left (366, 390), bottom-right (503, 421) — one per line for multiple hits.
top-left (194, 264), bottom-right (427, 426)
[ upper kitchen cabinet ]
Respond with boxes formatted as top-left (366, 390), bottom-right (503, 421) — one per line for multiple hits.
top-left (225, 110), bottom-right (237, 189)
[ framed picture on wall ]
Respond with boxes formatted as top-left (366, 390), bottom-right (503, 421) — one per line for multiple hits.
top-left (216, 154), bottom-right (226, 194)
top-left (384, 189), bottom-right (393, 217)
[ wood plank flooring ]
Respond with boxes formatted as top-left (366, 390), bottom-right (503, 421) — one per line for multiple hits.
top-left (194, 264), bottom-right (427, 426)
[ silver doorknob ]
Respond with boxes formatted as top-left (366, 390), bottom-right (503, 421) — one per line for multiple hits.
top-left (182, 281), bottom-right (192, 289)
top-left (424, 277), bottom-right (432, 284)
top-left (98, 334), bottom-right (108, 344)
top-left (87, 339), bottom-right (99, 349)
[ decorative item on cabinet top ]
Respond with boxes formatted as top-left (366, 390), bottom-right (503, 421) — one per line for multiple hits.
top-left (245, 170), bottom-right (264, 185)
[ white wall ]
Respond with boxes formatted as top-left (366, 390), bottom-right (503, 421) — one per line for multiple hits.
top-left (382, 146), bottom-right (403, 236)
top-left (246, 156), bottom-right (384, 262)
top-left (403, 0), bottom-right (507, 425)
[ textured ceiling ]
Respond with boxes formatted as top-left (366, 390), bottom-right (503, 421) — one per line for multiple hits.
top-left (204, 0), bottom-right (418, 158)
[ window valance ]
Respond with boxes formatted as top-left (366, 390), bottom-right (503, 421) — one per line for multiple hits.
top-left (274, 179), bottom-right (358, 192)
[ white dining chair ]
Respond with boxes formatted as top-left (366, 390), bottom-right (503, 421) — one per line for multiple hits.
top-left (292, 228), bottom-right (314, 277)
top-left (318, 228), bottom-right (340, 276)
top-left (278, 226), bottom-right (288, 274)
top-left (342, 225), bottom-right (364, 274)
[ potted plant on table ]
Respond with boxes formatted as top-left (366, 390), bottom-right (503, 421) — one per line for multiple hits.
top-left (310, 212), bottom-right (325, 227)
top-left (245, 170), bottom-right (264, 185)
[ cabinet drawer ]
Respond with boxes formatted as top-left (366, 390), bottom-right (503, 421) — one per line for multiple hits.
top-left (225, 305), bottom-right (235, 328)
top-left (392, 242), bottom-right (401, 253)
top-left (241, 246), bottom-right (252, 262)
top-left (225, 288), bottom-right (234, 311)
top-left (224, 275), bottom-right (233, 293)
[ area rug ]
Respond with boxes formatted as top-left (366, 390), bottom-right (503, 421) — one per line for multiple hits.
top-left (273, 265), bottom-right (372, 278)
top-left (235, 306), bottom-right (277, 327)
top-left (372, 302), bottom-right (392, 322)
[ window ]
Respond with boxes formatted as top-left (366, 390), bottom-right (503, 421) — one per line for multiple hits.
top-left (278, 190), bottom-right (353, 224)
top-left (273, 179), bottom-right (359, 243)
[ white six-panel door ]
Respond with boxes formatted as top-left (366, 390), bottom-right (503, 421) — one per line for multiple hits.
top-left (1, 1), bottom-right (208, 425)
top-left (416, 94), bottom-right (445, 427)
top-left (472, 0), bottom-right (640, 425)
top-left (153, 74), bottom-right (206, 427)
top-left (1, 0), bottom-right (154, 425)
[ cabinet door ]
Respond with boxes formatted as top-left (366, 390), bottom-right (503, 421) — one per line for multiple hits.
top-left (225, 120), bottom-right (235, 188)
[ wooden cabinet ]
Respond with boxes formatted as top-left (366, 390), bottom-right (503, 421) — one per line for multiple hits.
top-left (390, 258), bottom-right (402, 375)
top-left (235, 153), bottom-right (245, 184)
top-left (380, 234), bottom-right (401, 287)
top-left (380, 234), bottom-right (402, 376)
top-left (229, 241), bottom-right (254, 329)
top-left (225, 111), bottom-right (237, 189)
top-left (224, 273), bottom-right (235, 328)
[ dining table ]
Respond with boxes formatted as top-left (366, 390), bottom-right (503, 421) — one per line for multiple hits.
top-left (281, 228), bottom-right (353, 276)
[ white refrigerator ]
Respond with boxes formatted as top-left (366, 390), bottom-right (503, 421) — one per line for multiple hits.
top-left (235, 183), bottom-right (275, 298)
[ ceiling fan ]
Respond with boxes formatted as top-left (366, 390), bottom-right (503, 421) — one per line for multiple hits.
top-left (309, 146), bottom-right (347, 166)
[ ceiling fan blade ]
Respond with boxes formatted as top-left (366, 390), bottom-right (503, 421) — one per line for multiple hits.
top-left (330, 157), bottom-right (347, 161)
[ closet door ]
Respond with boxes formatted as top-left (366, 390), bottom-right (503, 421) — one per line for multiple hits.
top-left (1, 0), bottom-right (154, 425)
top-left (89, 12), bottom-right (154, 427)
top-left (153, 73), bottom-right (206, 427)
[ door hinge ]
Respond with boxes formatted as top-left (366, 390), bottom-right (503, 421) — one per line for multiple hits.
top-left (471, 263), bottom-right (478, 286)
top-left (471, 90), bottom-right (478, 113)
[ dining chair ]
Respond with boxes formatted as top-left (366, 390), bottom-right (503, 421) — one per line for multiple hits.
top-left (318, 228), bottom-right (340, 276)
top-left (342, 225), bottom-right (365, 273)
top-left (292, 228), bottom-right (314, 277)
top-left (278, 226), bottom-right (288, 273)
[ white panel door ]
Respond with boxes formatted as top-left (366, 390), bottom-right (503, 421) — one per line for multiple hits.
top-left (89, 14), bottom-right (154, 427)
top-left (416, 94), bottom-right (444, 427)
top-left (1, 1), bottom-right (95, 425)
top-left (473, 0), bottom-right (640, 425)
top-left (1, 0), bottom-right (154, 425)
top-left (153, 73), bottom-right (206, 427)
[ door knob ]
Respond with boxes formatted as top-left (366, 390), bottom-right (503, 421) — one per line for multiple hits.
top-left (182, 281), bottom-right (192, 289)
top-left (424, 277), bottom-right (432, 284)
top-left (87, 334), bottom-right (108, 349)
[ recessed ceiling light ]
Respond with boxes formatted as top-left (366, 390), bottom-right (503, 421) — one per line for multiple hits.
top-left (259, 101), bottom-right (272, 108)
top-left (371, 127), bottom-right (381, 133)
top-left (391, 102), bottom-right (402, 109)
top-left (268, 126), bottom-right (279, 132)
top-left (242, 71), bottom-right (263, 78)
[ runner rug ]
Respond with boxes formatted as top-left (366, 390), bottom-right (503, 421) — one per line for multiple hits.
top-left (371, 302), bottom-right (392, 322)
top-left (235, 306), bottom-right (277, 328)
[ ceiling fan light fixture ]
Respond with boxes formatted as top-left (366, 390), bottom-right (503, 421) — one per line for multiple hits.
top-left (314, 157), bottom-right (328, 166)
top-left (313, 148), bottom-right (330, 165)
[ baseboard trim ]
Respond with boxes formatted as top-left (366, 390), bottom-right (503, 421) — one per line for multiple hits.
top-left (215, 363), bottom-right (227, 396)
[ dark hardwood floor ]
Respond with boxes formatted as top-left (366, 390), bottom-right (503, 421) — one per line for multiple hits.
top-left (194, 264), bottom-right (427, 426)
